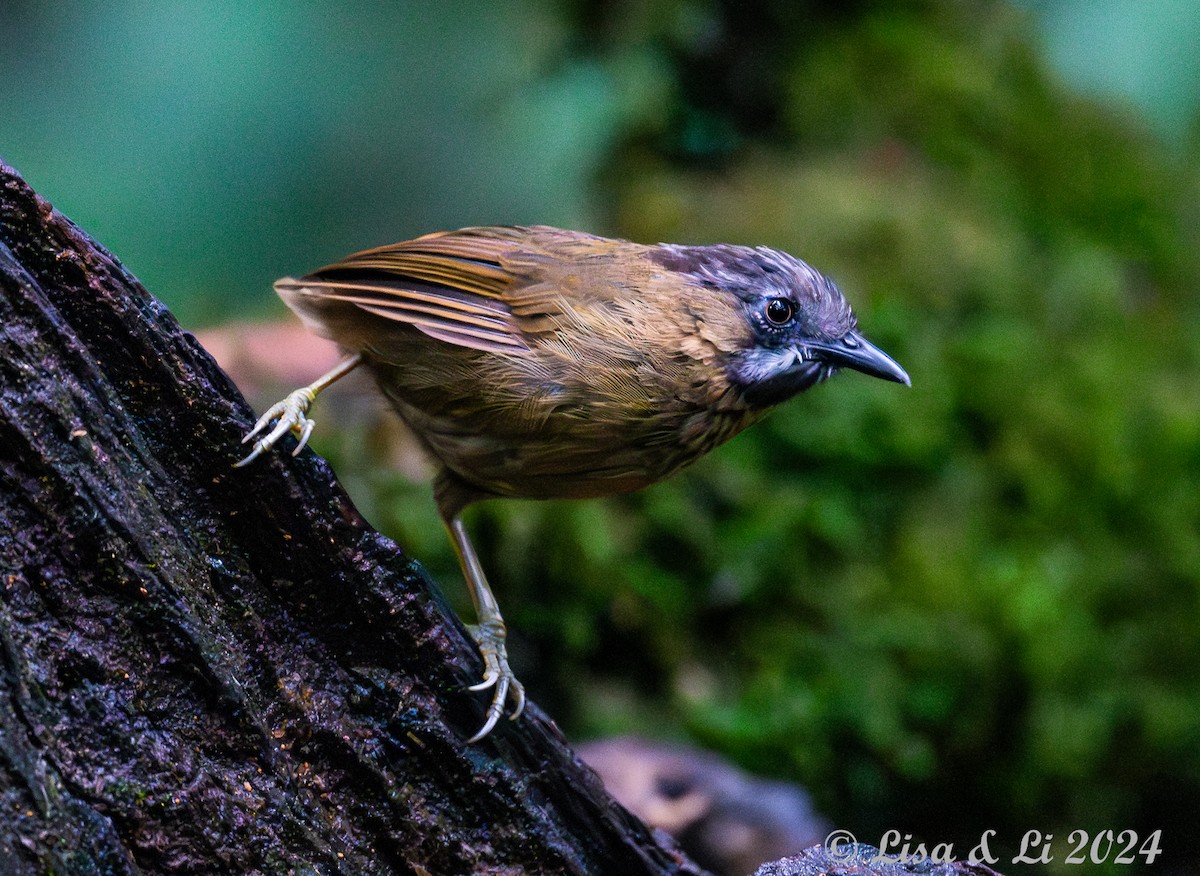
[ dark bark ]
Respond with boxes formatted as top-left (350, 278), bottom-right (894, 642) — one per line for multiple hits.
top-left (0, 162), bottom-right (707, 875)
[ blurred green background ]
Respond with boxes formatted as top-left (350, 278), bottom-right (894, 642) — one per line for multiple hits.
top-left (3, 1), bottom-right (1199, 873)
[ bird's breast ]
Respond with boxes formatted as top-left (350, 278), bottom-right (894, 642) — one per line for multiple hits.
top-left (364, 324), bottom-right (759, 502)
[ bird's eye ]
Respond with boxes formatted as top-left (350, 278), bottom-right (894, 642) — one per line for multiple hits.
top-left (765, 298), bottom-right (794, 325)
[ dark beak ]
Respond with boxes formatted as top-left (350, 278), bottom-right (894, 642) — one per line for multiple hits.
top-left (808, 332), bottom-right (910, 386)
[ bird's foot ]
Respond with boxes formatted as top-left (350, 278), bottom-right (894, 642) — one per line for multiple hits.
top-left (466, 617), bottom-right (526, 742)
top-left (235, 387), bottom-right (318, 467)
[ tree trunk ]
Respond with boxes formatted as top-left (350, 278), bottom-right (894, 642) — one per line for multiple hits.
top-left (0, 162), bottom-right (706, 875)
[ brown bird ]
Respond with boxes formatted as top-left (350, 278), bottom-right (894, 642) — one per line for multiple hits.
top-left (237, 225), bottom-right (909, 741)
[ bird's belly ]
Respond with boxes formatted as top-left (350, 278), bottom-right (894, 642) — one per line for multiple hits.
top-left (401, 408), bottom-right (683, 500)
top-left (365, 348), bottom-right (758, 501)
top-left (383, 394), bottom-right (756, 502)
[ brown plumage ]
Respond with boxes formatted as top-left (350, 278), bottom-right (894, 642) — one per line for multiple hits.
top-left (239, 225), bottom-right (909, 741)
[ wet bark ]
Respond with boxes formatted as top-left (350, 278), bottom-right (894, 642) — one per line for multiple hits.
top-left (0, 162), bottom-right (705, 876)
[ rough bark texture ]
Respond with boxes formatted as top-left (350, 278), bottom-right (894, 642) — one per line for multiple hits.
top-left (752, 845), bottom-right (1003, 876)
top-left (0, 162), bottom-right (707, 875)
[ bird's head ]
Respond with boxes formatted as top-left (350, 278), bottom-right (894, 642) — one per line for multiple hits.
top-left (651, 244), bottom-right (910, 408)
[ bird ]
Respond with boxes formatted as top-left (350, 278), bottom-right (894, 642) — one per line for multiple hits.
top-left (236, 225), bottom-right (909, 742)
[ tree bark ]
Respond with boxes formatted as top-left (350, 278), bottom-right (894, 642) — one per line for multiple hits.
top-left (0, 162), bottom-right (706, 875)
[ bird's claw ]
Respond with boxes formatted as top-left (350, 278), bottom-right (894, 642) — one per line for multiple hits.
top-left (466, 620), bottom-right (526, 742)
top-left (234, 388), bottom-right (317, 467)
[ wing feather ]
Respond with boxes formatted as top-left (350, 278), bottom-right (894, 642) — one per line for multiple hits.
top-left (283, 227), bottom-right (560, 354)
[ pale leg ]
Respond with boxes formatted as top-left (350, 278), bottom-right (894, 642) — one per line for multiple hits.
top-left (444, 514), bottom-right (526, 742)
top-left (236, 354), bottom-right (363, 466)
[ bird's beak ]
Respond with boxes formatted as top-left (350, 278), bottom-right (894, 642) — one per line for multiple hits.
top-left (807, 332), bottom-right (910, 386)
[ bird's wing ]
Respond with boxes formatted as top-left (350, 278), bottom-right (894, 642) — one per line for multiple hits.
top-left (275, 226), bottom-right (596, 355)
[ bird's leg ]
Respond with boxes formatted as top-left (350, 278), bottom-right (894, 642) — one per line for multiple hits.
top-left (444, 513), bottom-right (526, 742)
top-left (235, 354), bottom-right (363, 466)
